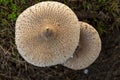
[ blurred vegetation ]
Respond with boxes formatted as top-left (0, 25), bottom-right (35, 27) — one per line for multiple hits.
top-left (0, 0), bottom-right (28, 59)
top-left (0, 0), bottom-right (120, 80)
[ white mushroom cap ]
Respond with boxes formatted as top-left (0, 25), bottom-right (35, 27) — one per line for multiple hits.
top-left (15, 1), bottom-right (80, 67)
top-left (63, 21), bottom-right (101, 70)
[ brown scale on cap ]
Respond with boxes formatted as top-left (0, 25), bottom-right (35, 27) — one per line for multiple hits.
top-left (15, 1), bottom-right (80, 67)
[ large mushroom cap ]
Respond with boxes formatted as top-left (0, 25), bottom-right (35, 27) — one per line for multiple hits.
top-left (63, 21), bottom-right (101, 70)
top-left (15, 1), bottom-right (80, 67)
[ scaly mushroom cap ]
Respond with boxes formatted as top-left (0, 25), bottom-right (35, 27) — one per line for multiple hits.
top-left (15, 1), bottom-right (80, 67)
top-left (63, 21), bottom-right (101, 70)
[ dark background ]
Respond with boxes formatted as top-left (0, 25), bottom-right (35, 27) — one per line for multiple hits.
top-left (0, 0), bottom-right (120, 80)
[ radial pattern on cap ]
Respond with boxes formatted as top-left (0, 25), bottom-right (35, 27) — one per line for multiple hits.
top-left (15, 1), bottom-right (80, 67)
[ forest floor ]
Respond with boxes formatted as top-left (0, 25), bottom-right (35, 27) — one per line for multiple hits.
top-left (0, 0), bottom-right (120, 80)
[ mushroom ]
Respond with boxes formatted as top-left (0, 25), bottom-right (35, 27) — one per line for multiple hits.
top-left (15, 1), bottom-right (80, 67)
top-left (63, 21), bottom-right (101, 70)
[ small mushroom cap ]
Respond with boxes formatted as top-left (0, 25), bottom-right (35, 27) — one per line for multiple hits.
top-left (63, 21), bottom-right (101, 70)
top-left (15, 1), bottom-right (80, 67)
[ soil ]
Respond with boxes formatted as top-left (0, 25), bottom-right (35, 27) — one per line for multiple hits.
top-left (0, 1), bottom-right (120, 80)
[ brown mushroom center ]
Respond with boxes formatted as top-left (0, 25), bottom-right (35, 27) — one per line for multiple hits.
top-left (44, 27), bottom-right (53, 37)
top-left (41, 26), bottom-right (56, 40)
